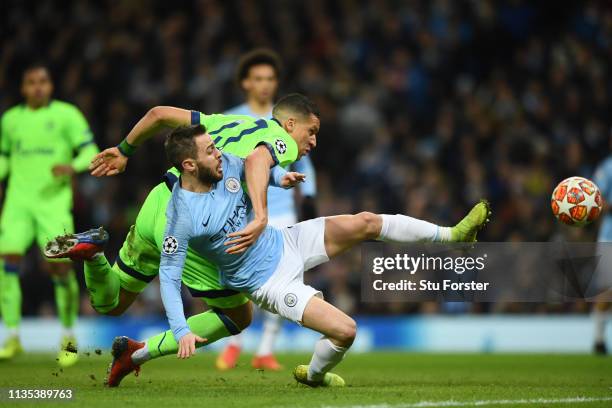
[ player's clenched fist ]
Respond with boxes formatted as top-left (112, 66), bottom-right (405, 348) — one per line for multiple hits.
top-left (177, 333), bottom-right (208, 359)
top-left (89, 147), bottom-right (128, 177)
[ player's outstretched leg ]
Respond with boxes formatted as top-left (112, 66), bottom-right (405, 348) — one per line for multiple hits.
top-left (252, 310), bottom-right (283, 371)
top-left (593, 302), bottom-right (609, 355)
top-left (49, 262), bottom-right (80, 368)
top-left (293, 297), bottom-right (351, 387)
top-left (323, 200), bottom-right (491, 257)
top-left (0, 257), bottom-right (23, 360)
top-left (105, 305), bottom-right (252, 387)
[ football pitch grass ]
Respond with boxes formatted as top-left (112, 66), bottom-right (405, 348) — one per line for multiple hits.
top-left (0, 352), bottom-right (611, 408)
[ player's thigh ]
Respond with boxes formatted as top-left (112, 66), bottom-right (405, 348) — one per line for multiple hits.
top-left (324, 212), bottom-right (382, 258)
top-left (301, 296), bottom-right (357, 346)
top-left (0, 197), bottom-right (36, 256)
top-left (115, 225), bottom-right (160, 291)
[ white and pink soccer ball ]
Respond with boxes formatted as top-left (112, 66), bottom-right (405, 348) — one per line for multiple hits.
top-left (551, 176), bottom-right (603, 227)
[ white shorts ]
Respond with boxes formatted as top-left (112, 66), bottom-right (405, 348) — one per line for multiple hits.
top-left (249, 217), bottom-right (329, 324)
top-left (268, 213), bottom-right (298, 229)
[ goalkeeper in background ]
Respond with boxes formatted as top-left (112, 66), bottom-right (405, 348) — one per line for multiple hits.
top-left (217, 49), bottom-right (318, 371)
top-left (0, 63), bottom-right (99, 366)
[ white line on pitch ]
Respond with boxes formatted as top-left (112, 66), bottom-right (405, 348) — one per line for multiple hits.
top-left (322, 396), bottom-right (612, 408)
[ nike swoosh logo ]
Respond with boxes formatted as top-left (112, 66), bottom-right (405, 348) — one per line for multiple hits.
top-left (203, 215), bottom-right (211, 227)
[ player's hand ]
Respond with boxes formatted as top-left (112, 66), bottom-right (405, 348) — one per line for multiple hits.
top-left (280, 172), bottom-right (305, 188)
top-left (51, 165), bottom-right (76, 177)
top-left (225, 217), bottom-right (267, 254)
top-left (90, 147), bottom-right (128, 177)
top-left (177, 333), bottom-right (207, 359)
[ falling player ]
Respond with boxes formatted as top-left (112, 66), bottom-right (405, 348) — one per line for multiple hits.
top-left (0, 63), bottom-right (99, 366)
top-left (44, 95), bottom-right (320, 374)
top-left (94, 123), bottom-right (490, 387)
top-left (218, 49), bottom-right (318, 371)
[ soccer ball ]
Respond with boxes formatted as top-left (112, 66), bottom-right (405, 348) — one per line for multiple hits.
top-left (551, 176), bottom-right (603, 226)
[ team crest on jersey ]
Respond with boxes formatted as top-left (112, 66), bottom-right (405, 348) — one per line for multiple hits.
top-left (284, 293), bottom-right (298, 307)
top-left (275, 139), bottom-right (287, 154)
top-left (225, 177), bottom-right (240, 193)
top-left (162, 236), bottom-right (179, 254)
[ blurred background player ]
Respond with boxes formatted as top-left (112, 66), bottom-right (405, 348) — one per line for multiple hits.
top-left (0, 63), bottom-right (99, 366)
top-left (217, 49), bottom-right (317, 371)
top-left (592, 131), bottom-right (612, 355)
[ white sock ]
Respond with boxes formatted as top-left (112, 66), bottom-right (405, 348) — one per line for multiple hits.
top-left (378, 214), bottom-right (449, 243)
top-left (7, 328), bottom-right (19, 338)
top-left (228, 332), bottom-right (242, 348)
top-left (131, 341), bottom-right (151, 365)
top-left (256, 311), bottom-right (282, 356)
top-left (307, 337), bottom-right (348, 382)
top-left (594, 309), bottom-right (607, 344)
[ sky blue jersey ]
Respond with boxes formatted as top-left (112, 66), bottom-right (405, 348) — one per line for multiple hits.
top-left (593, 156), bottom-right (612, 242)
top-left (224, 103), bottom-right (317, 218)
top-left (159, 152), bottom-right (286, 340)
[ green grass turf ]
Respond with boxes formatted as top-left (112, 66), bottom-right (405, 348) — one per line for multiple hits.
top-left (0, 352), bottom-right (610, 408)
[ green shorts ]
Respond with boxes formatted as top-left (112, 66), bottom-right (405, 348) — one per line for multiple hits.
top-left (0, 194), bottom-right (74, 256)
top-left (114, 181), bottom-right (248, 310)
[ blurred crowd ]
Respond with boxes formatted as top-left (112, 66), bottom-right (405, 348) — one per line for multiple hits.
top-left (1, 0), bottom-right (611, 317)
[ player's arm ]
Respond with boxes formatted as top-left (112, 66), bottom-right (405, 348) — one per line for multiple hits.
top-left (225, 146), bottom-right (274, 254)
top-left (292, 155), bottom-right (318, 220)
top-left (90, 107), bottom-right (191, 177)
top-left (159, 196), bottom-right (206, 358)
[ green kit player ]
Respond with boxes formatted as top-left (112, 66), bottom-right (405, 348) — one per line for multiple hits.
top-left (45, 95), bottom-right (319, 373)
top-left (0, 63), bottom-right (99, 366)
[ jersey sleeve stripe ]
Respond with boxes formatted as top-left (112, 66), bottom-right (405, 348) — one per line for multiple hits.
top-left (257, 141), bottom-right (280, 166)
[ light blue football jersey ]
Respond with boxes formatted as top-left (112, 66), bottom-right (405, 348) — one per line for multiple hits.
top-left (159, 152), bottom-right (286, 340)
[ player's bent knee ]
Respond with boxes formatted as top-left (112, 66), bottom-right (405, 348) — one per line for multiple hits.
top-left (220, 301), bottom-right (253, 331)
top-left (357, 212), bottom-right (381, 240)
top-left (333, 317), bottom-right (357, 347)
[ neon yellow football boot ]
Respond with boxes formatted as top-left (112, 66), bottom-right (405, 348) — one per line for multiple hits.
top-left (451, 200), bottom-right (492, 242)
top-left (0, 336), bottom-right (23, 360)
top-left (58, 335), bottom-right (79, 368)
top-left (293, 365), bottom-right (345, 387)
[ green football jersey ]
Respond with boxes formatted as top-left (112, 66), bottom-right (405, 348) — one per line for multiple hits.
top-left (0, 100), bottom-right (96, 204)
top-left (194, 112), bottom-right (298, 167)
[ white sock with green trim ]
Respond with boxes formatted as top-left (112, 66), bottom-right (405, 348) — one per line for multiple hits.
top-left (307, 337), bottom-right (347, 382)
